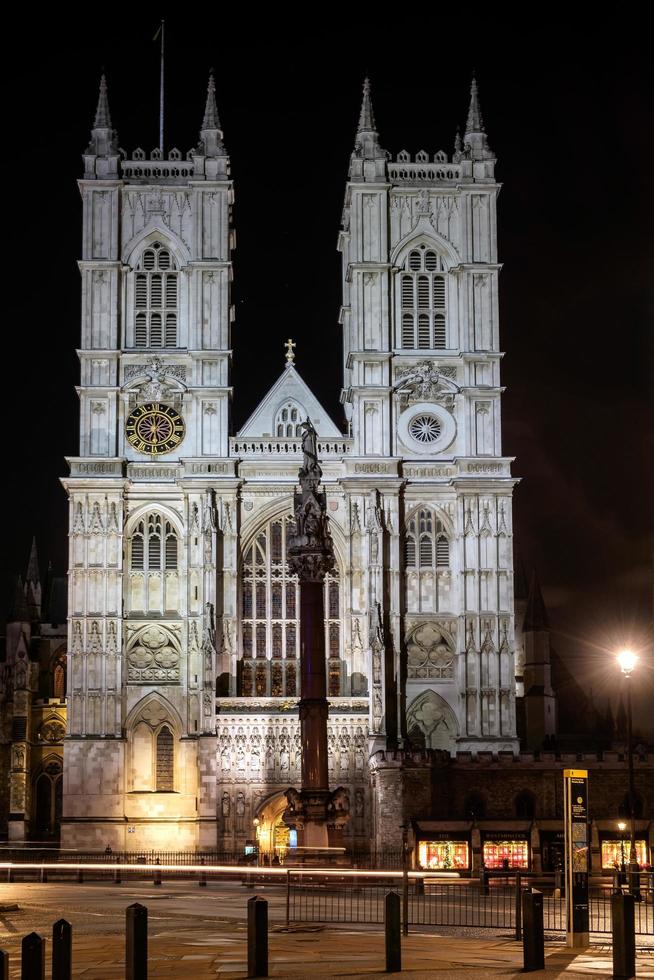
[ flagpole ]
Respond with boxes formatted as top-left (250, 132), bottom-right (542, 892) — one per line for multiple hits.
top-left (159, 19), bottom-right (165, 154)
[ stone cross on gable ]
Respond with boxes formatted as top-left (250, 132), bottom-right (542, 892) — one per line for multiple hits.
top-left (285, 338), bottom-right (296, 365)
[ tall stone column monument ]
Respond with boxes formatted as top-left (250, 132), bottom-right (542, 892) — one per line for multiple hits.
top-left (284, 420), bottom-right (348, 850)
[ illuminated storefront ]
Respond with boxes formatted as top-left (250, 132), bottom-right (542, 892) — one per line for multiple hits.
top-left (418, 838), bottom-right (470, 870)
top-left (482, 832), bottom-right (530, 869)
top-left (600, 837), bottom-right (649, 870)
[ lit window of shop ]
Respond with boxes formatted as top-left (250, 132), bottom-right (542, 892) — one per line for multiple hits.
top-left (601, 839), bottom-right (649, 870)
top-left (482, 839), bottom-right (530, 869)
top-left (418, 840), bottom-right (470, 871)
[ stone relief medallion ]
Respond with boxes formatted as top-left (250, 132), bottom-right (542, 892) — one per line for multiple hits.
top-left (407, 622), bottom-right (454, 679)
top-left (39, 718), bottom-right (66, 743)
top-left (126, 624), bottom-right (180, 683)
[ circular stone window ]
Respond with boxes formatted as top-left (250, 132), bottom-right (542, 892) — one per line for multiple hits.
top-left (409, 414), bottom-right (442, 444)
top-left (398, 402), bottom-right (456, 454)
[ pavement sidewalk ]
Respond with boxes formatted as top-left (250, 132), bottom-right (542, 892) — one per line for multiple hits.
top-left (1, 922), bottom-right (653, 978)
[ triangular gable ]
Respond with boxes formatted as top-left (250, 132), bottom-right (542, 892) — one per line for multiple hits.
top-left (237, 364), bottom-right (342, 438)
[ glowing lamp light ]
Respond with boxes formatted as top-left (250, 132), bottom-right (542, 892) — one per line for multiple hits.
top-left (618, 822), bottom-right (626, 832)
top-left (616, 650), bottom-right (638, 675)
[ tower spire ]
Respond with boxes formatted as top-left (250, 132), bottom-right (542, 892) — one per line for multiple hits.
top-left (202, 70), bottom-right (221, 131)
top-left (94, 73), bottom-right (112, 128)
top-left (523, 571), bottom-right (549, 631)
top-left (357, 77), bottom-right (377, 135)
top-left (195, 71), bottom-right (228, 177)
top-left (24, 536), bottom-right (42, 621)
top-left (350, 77), bottom-right (386, 179)
top-left (83, 73), bottom-right (119, 178)
top-left (26, 536), bottom-right (40, 588)
top-left (463, 74), bottom-right (493, 161)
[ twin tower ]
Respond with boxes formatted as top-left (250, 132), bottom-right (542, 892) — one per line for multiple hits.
top-left (61, 74), bottom-right (521, 851)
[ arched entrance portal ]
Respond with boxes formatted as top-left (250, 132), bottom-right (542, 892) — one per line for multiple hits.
top-left (254, 791), bottom-right (294, 862)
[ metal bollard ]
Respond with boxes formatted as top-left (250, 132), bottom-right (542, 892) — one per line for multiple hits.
top-left (480, 867), bottom-right (489, 896)
top-left (52, 919), bottom-right (72, 980)
top-left (114, 859), bottom-right (121, 885)
top-left (247, 896), bottom-right (268, 978)
top-left (7, 869), bottom-right (13, 884)
top-left (0, 949), bottom-right (8, 980)
top-left (612, 892), bottom-right (635, 980)
top-left (385, 891), bottom-right (401, 973)
top-left (40, 866), bottom-right (48, 884)
top-left (198, 856), bottom-right (206, 888)
top-left (126, 903), bottom-right (148, 980)
top-left (522, 889), bottom-right (545, 972)
top-left (21, 932), bottom-right (45, 980)
top-left (153, 859), bottom-right (162, 887)
top-left (76, 869), bottom-right (84, 884)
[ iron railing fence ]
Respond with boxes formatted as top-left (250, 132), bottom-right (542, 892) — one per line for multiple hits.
top-left (0, 847), bottom-right (405, 869)
top-left (1, 857), bottom-right (651, 937)
top-left (288, 873), bottom-right (654, 937)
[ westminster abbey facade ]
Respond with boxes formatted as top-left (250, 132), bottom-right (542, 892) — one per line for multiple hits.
top-left (3, 73), bottom-right (581, 859)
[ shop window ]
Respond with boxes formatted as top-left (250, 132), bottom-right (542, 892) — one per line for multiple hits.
top-left (418, 840), bottom-right (470, 870)
top-left (600, 839), bottom-right (648, 870)
top-left (482, 840), bottom-right (529, 870)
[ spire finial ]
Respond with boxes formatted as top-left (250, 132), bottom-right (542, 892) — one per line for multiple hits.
top-left (26, 536), bottom-right (40, 586)
top-left (84, 72), bottom-right (119, 176)
top-left (351, 76), bottom-right (386, 169)
top-left (465, 74), bottom-right (484, 135)
top-left (94, 73), bottom-right (112, 129)
top-left (357, 76), bottom-right (376, 134)
top-left (462, 73), bottom-right (493, 162)
top-left (197, 70), bottom-right (226, 161)
top-left (285, 338), bottom-right (296, 366)
top-left (202, 70), bottom-right (221, 131)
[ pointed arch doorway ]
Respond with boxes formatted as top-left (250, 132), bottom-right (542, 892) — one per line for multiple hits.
top-left (254, 791), bottom-right (295, 862)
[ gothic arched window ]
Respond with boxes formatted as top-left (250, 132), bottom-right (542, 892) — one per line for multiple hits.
top-left (240, 516), bottom-right (342, 697)
top-left (405, 508), bottom-right (450, 570)
top-left (127, 513), bottom-right (180, 615)
top-left (156, 725), bottom-right (174, 791)
top-left (130, 514), bottom-right (178, 572)
top-left (274, 401), bottom-right (305, 438)
top-left (134, 242), bottom-right (179, 349)
top-left (398, 245), bottom-right (447, 350)
top-left (52, 651), bottom-right (67, 700)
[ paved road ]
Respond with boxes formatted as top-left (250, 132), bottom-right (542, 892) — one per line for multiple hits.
top-left (1, 881), bottom-right (653, 978)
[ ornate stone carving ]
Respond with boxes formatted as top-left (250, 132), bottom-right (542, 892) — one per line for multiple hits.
top-left (287, 419), bottom-right (335, 583)
top-left (39, 717), bottom-right (66, 743)
top-left (394, 360), bottom-right (459, 410)
top-left (406, 622), bottom-right (455, 679)
top-left (126, 624), bottom-right (181, 682)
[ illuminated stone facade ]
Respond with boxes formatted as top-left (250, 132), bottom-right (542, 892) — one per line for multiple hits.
top-left (31, 73), bottom-right (535, 852)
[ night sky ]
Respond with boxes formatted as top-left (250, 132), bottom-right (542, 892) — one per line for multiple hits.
top-left (4, 22), bottom-right (653, 726)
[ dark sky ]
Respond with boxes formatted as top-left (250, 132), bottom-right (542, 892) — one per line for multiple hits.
top-left (4, 21), bottom-right (653, 725)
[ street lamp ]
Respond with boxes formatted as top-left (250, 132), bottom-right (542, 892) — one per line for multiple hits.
top-left (617, 649), bottom-right (641, 900)
top-left (617, 821), bottom-right (626, 877)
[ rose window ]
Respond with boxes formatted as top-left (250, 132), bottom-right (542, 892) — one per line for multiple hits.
top-left (409, 414), bottom-right (442, 444)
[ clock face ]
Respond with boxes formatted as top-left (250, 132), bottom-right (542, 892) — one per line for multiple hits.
top-left (125, 403), bottom-right (185, 455)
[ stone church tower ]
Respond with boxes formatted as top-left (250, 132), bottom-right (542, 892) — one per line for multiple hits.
top-left (61, 73), bottom-right (519, 852)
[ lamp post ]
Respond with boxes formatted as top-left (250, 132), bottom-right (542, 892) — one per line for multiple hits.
top-left (617, 650), bottom-right (641, 901)
top-left (617, 821), bottom-right (626, 872)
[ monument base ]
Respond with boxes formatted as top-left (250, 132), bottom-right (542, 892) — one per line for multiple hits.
top-left (283, 785), bottom-right (349, 865)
